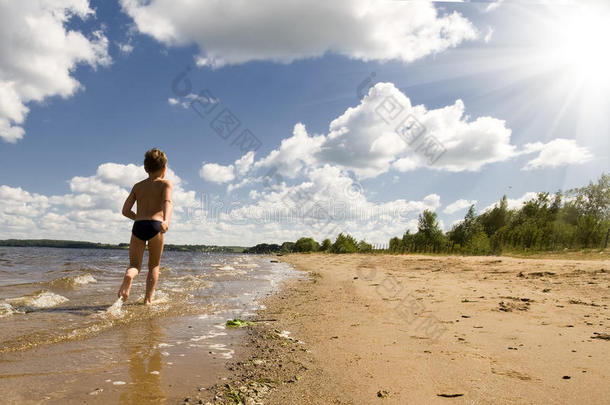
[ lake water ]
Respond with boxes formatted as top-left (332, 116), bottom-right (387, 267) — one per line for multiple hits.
top-left (0, 247), bottom-right (298, 404)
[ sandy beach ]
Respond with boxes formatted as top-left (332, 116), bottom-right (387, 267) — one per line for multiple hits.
top-left (192, 253), bottom-right (610, 405)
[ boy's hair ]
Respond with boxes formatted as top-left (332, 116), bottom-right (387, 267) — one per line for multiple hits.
top-left (144, 148), bottom-right (167, 173)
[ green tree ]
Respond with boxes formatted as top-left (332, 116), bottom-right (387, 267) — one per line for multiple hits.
top-left (280, 241), bottom-right (295, 253)
top-left (389, 236), bottom-right (403, 253)
top-left (479, 195), bottom-right (510, 237)
top-left (330, 233), bottom-right (359, 253)
top-left (357, 240), bottom-right (373, 253)
top-left (320, 238), bottom-right (332, 252)
top-left (293, 237), bottom-right (320, 252)
top-left (415, 210), bottom-right (445, 252)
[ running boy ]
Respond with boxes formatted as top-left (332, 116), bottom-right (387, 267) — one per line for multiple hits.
top-left (117, 148), bottom-right (173, 304)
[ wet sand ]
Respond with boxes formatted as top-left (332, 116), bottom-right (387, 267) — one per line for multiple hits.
top-left (191, 253), bottom-right (610, 405)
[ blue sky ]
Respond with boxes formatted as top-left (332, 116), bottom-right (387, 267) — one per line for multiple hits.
top-left (0, 0), bottom-right (608, 245)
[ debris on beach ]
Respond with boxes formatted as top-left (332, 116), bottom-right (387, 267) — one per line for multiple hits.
top-left (591, 332), bottom-right (610, 340)
top-left (569, 299), bottom-right (599, 307)
top-left (276, 329), bottom-right (305, 344)
top-left (498, 300), bottom-right (530, 312)
top-left (437, 393), bottom-right (464, 398)
top-left (226, 318), bottom-right (254, 328)
top-left (377, 390), bottom-right (390, 398)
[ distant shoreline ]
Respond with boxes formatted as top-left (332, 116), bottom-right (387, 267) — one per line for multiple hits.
top-left (0, 239), bottom-right (245, 253)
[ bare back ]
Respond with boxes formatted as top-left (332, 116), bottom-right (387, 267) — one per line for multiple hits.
top-left (133, 178), bottom-right (169, 221)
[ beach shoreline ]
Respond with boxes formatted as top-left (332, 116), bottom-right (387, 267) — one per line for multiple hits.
top-left (189, 253), bottom-right (609, 405)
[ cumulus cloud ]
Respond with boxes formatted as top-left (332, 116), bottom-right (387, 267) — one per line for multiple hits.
top-left (522, 138), bottom-right (593, 170)
top-left (245, 83), bottom-right (518, 181)
top-left (120, 0), bottom-right (478, 68)
top-left (200, 163), bottom-right (236, 184)
top-left (443, 199), bottom-right (477, 215)
top-left (0, 0), bottom-right (111, 142)
top-left (225, 164), bottom-right (441, 243)
top-left (200, 152), bottom-right (256, 184)
top-left (254, 123), bottom-right (325, 178)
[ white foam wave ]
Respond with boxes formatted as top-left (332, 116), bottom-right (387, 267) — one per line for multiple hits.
top-left (7, 291), bottom-right (69, 309)
top-left (0, 302), bottom-right (20, 318)
top-left (218, 265), bottom-right (235, 271)
top-left (151, 290), bottom-right (170, 304)
top-left (106, 298), bottom-right (124, 317)
top-left (73, 274), bottom-right (97, 285)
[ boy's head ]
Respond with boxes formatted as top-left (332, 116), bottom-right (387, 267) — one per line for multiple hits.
top-left (144, 148), bottom-right (167, 173)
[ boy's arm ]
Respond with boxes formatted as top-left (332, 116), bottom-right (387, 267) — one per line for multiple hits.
top-left (122, 187), bottom-right (137, 220)
top-left (161, 180), bottom-right (173, 232)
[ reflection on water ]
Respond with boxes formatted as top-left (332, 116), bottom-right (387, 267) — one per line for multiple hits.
top-left (120, 319), bottom-right (165, 405)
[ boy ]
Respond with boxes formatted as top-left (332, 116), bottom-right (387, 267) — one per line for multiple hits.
top-left (117, 148), bottom-right (173, 304)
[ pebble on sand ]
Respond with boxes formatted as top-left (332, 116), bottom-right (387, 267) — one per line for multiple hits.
top-left (377, 390), bottom-right (390, 398)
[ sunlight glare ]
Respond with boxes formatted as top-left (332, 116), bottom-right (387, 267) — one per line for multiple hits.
top-left (551, 5), bottom-right (610, 85)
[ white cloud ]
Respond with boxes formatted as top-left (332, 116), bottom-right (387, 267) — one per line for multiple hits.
top-left (199, 163), bottom-right (235, 184)
top-left (484, 26), bottom-right (494, 43)
top-left (246, 83), bottom-right (518, 180)
top-left (0, 185), bottom-right (49, 217)
top-left (443, 199), bottom-right (477, 214)
top-left (226, 164), bottom-right (441, 243)
top-left (235, 151), bottom-right (255, 176)
top-left (168, 93), bottom-right (219, 109)
top-left (199, 151), bottom-right (259, 184)
top-left (118, 43), bottom-right (134, 54)
top-left (0, 0), bottom-right (110, 142)
top-left (484, 192), bottom-right (539, 211)
top-left (120, 0), bottom-right (477, 68)
top-left (254, 123), bottom-right (325, 178)
top-left (522, 138), bottom-right (593, 170)
top-left (485, 0), bottom-right (504, 12)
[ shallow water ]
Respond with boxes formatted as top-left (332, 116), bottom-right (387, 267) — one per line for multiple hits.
top-left (0, 247), bottom-right (298, 404)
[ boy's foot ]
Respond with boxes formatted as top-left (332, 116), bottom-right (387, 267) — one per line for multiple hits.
top-left (117, 275), bottom-right (134, 301)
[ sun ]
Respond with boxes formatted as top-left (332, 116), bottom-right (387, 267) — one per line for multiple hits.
top-left (546, 4), bottom-right (610, 85)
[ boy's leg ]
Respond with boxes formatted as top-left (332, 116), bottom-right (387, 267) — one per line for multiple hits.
top-left (145, 231), bottom-right (165, 304)
top-left (118, 234), bottom-right (146, 301)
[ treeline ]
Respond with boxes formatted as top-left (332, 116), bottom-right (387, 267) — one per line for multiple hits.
top-left (0, 239), bottom-right (244, 253)
top-left (245, 173), bottom-right (609, 256)
top-left (389, 173), bottom-right (610, 255)
top-left (244, 233), bottom-right (374, 254)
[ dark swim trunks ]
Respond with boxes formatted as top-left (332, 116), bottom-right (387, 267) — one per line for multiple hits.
top-left (132, 220), bottom-right (163, 241)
